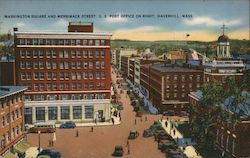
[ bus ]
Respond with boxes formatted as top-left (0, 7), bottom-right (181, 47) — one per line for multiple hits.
top-left (28, 122), bottom-right (56, 133)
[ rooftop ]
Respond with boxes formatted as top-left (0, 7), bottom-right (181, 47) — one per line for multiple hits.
top-left (0, 86), bottom-right (28, 99)
top-left (15, 31), bottom-right (112, 36)
top-left (151, 63), bottom-right (202, 73)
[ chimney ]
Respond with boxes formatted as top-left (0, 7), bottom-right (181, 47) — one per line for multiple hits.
top-left (13, 27), bottom-right (18, 32)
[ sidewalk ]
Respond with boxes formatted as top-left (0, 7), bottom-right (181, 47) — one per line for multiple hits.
top-left (160, 120), bottom-right (202, 158)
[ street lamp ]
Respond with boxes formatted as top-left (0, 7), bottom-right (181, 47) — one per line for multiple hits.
top-left (38, 130), bottom-right (41, 152)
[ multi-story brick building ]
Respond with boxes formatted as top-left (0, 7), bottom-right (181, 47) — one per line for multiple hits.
top-left (0, 86), bottom-right (29, 157)
top-left (114, 48), bottom-right (137, 70)
top-left (128, 58), bottom-right (135, 85)
top-left (14, 22), bottom-right (112, 124)
top-left (120, 55), bottom-right (131, 78)
top-left (189, 90), bottom-right (250, 158)
top-left (148, 63), bottom-right (203, 113)
top-left (0, 56), bottom-right (16, 86)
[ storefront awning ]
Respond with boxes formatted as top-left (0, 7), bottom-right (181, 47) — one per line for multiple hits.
top-left (3, 152), bottom-right (17, 158)
top-left (14, 141), bottom-right (30, 153)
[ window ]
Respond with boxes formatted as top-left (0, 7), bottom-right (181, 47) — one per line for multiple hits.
top-left (60, 72), bottom-right (64, 80)
top-left (77, 72), bottom-right (82, 80)
top-left (89, 40), bottom-right (93, 45)
top-left (64, 40), bottom-right (69, 45)
top-left (39, 72), bottom-right (44, 80)
top-left (64, 62), bottom-right (69, 69)
top-left (166, 76), bottom-right (170, 80)
top-left (181, 93), bottom-right (185, 98)
top-left (89, 62), bottom-right (93, 69)
top-left (84, 72), bottom-right (88, 79)
top-left (20, 50), bottom-right (25, 58)
top-left (34, 84), bottom-right (39, 91)
top-left (89, 51), bottom-right (93, 58)
top-left (197, 75), bottom-right (201, 81)
top-left (65, 83), bottom-right (69, 90)
top-left (77, 83), bottom-right (82, 89)
top-left (89, 72), bottom-right (93, 79)
top-left (101, 72), bottom-right (105, 79)
top-left (84, 62), bottom-right (88, 69)
top-left (39, 62), bottom-right (44, 69)
top-left (83, 40), bottom-right (88, 45)
top-left (21, 73), bottom-right (26, 80)
top-left (100, 51), bottom-right (105, 58)
top-left (96, 72), bottom-right (100, 79)
top-left (6, 132), bottom-right (10, 142)
top-left (60, 62), bottom-right (64, 69)
top-left (59, 40), bottom-right (64, 45)
top-left (16, 126), bottom-right (19, 135)
top-left (73, 106), bottom-right (82, 119)
top-left (181, 75), bottom-right (185, 81)
top-left (52, 72), bottom-right (57, 80)
top-left (71, 50), bottom-right (76, 58)
top-left (47, 95), bottom-right (57, 100)
top-left (189, 83), bottom-right (192, 89)
top-left (26, 50), bottom-right (31, 58)
top-left (46, 50), bottom-right (51, 58)
top-left (72, 83), bottom-right (76, 90)
top-left (52, 50), bottom-right (57, 58)
top-left (39, 50), bottom-right (44, 58)
top-left (174, 93), bottom-right (177, 98)
top-left (38, 39), bottom-right (43, 45)
top-left (19, 39), bottom-right (25, 45)
top-left (52, 62), bottom-right (57, 69)
top-left (89, 83), bottom-right (94, 89)
top-left (83, 50), bottom-right (88, 58)
top-left (101, 62), bottom-right (105, 69)
top-left (40, 84), bottom-right (44, 91)
top-left (59, 84), bottom-right (64, 90)
top-left (95, 51), bottom-right (100, 58)
top-left (61, 106), bottom-right (70, 120)
top-left (64, 50), bottom-right (69, 58)
top-left (95, 40), bottom-right (100, 46)
top-left (46, 62), bottom-right (51, 69)
top-left (72, 72), bottom-right (76, 80)
top-left (36, 107), bottom-right (45, 121)
top-left (174, 75), bottom-right (178, 81)
top-left (20, 62), bottom-right (25, 69)
top-left (59, 51), bottom-right (63, 58)
top-left (84, 83), bottom-right (88, 89)
top-left (76, 39), bottom-right (81, 45)
top-left (85, 106), bottom-right (93, 119)
top-left (6, 113), bottom-right (10, 124)
top-left (48, 107), bottom-right (57, 120)
top-left (65, 72), bottom-right (69, 80)
top-left (100, 40), bottom-right (105, 46)
top-left (189, 75), bottom-right (193, 81)
top-left (77, 51), bottom-right (81, 58)
top-left (77, 62), bottom-right (81, 69)
top-left (71, 39), bottom-right (76, 45)
top-left (96, 61), bottom-right (100, 69)
top-left (26, 72), bottom-right (31, 80)
top-left (12, 128), bottom-right (14, 139)
top-left (59, 94), bottom-right (69, 100)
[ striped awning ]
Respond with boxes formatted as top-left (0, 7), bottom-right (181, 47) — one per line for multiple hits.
top-left (14, 141), bottom-right (30, 153)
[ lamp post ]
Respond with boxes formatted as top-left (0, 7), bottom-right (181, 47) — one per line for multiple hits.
top-left (38, 130), bottom-right (41, 152)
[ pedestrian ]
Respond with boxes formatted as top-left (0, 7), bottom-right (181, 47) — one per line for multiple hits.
top-left (95, 118), bottom-right (97, 125)
top-left (127, 146), bottom-right (130, 154)
top-left (165, 121), bottom-right (168, 127)
top-left (119, 112), bottom-right (121, 118)
top-left (91, 126), bottom-right (94, 132)
top-left (173, 129), bottom-right (176, 135)
top-left (135, 119), bottom-right (137, 125)
top-left (112, 118), bottom-right (115, 125)
top-left (76, 130), bottom-right (78, 137)
top-left (145, 116), bottom-right (147, 121)
top-left (161, 115), bottom-right (164, 122)
top-left (51, 139), bottom-right (54, 146)
top-left (49, 140), bottom-right (51, 146)
top-left (126, 139), bottom-right (129, 147)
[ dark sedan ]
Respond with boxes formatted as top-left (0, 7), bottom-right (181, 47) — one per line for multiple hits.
top-left (59, 121), bottom-right (76, 129)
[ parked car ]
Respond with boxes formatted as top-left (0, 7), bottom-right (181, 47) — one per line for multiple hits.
top-left (164, 111), bottom-right (175, 116)
top-left (166, 149), bottom-right (188, 158)
top-left (143, 129), bottom-right (154, 137)
top-left (37, 149), bottom-right (61, 158)
top-left (128, 130), bottom-right (139, 139)
top-left (113, 146), bottom-right (124, 157)
top-left (59, 121), bottom-right (76, 129)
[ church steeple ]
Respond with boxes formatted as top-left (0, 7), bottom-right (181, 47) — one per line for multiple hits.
top-left (217, 24), bottom-right (230, 58)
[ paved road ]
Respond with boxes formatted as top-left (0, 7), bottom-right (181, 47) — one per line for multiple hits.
top-left (27, 67), bottom-right (165, 158)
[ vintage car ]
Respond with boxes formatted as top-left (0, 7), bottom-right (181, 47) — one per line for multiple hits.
top-left (128, 130), bottom-right (139, 139)
top-left (113, 146), bottom-right (124, 157)
top-left (143, 129), bottom-right (154, 137)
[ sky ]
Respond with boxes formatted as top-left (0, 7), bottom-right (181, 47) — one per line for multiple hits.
top-left (0, 0), bottom-right (249, 41)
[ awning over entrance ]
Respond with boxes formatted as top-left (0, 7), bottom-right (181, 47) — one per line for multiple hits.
top-left (14, 141), bottom-right (30, 153)
top-left (3, 152), bottom-right (17, 158)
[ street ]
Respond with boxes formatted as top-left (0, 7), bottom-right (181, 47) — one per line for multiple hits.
top-left (26, 67), bottom-right (165, 158)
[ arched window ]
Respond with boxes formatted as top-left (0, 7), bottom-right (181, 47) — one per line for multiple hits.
top-left (1, 135), bottom-right (5, 148)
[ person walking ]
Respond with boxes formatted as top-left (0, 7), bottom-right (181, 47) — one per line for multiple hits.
top-left (126, 139), bottom-right (129, 147)
top-left (173, 129), bottom-right (176, 135)
top-left (127, 146), bottom-right (130, 154)
top-left (112, 118), bottom-right (115, 125)
top-left (91, 126), bottom-right (94, 132)
top-left (134, 119), bottom-right (137, 125)
top-left (165, 121), bottom-right (168, 127)
top-left (76, 129), bottom-right (79, 137)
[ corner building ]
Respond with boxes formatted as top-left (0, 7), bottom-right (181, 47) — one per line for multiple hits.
top-left (14, 22), bottom-right (112, 124)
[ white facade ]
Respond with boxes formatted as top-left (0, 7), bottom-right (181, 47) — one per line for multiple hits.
top-left (116, 49), bottom-right (137, 70)
top-left (24, 99), bottom-right (111, 124)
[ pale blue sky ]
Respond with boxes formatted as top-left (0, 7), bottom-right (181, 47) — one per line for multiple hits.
top-left (0, 0), bottom-right (249, 41)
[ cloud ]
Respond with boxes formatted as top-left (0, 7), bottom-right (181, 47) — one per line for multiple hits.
top-left (105, 13), bottom-right (128, 23)
top-left (16, 22), bottom-right (25, 27)
top-left (183, 16), bottom-right (242, 27)
top-left (54, 19), bottom-right (68, 27)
